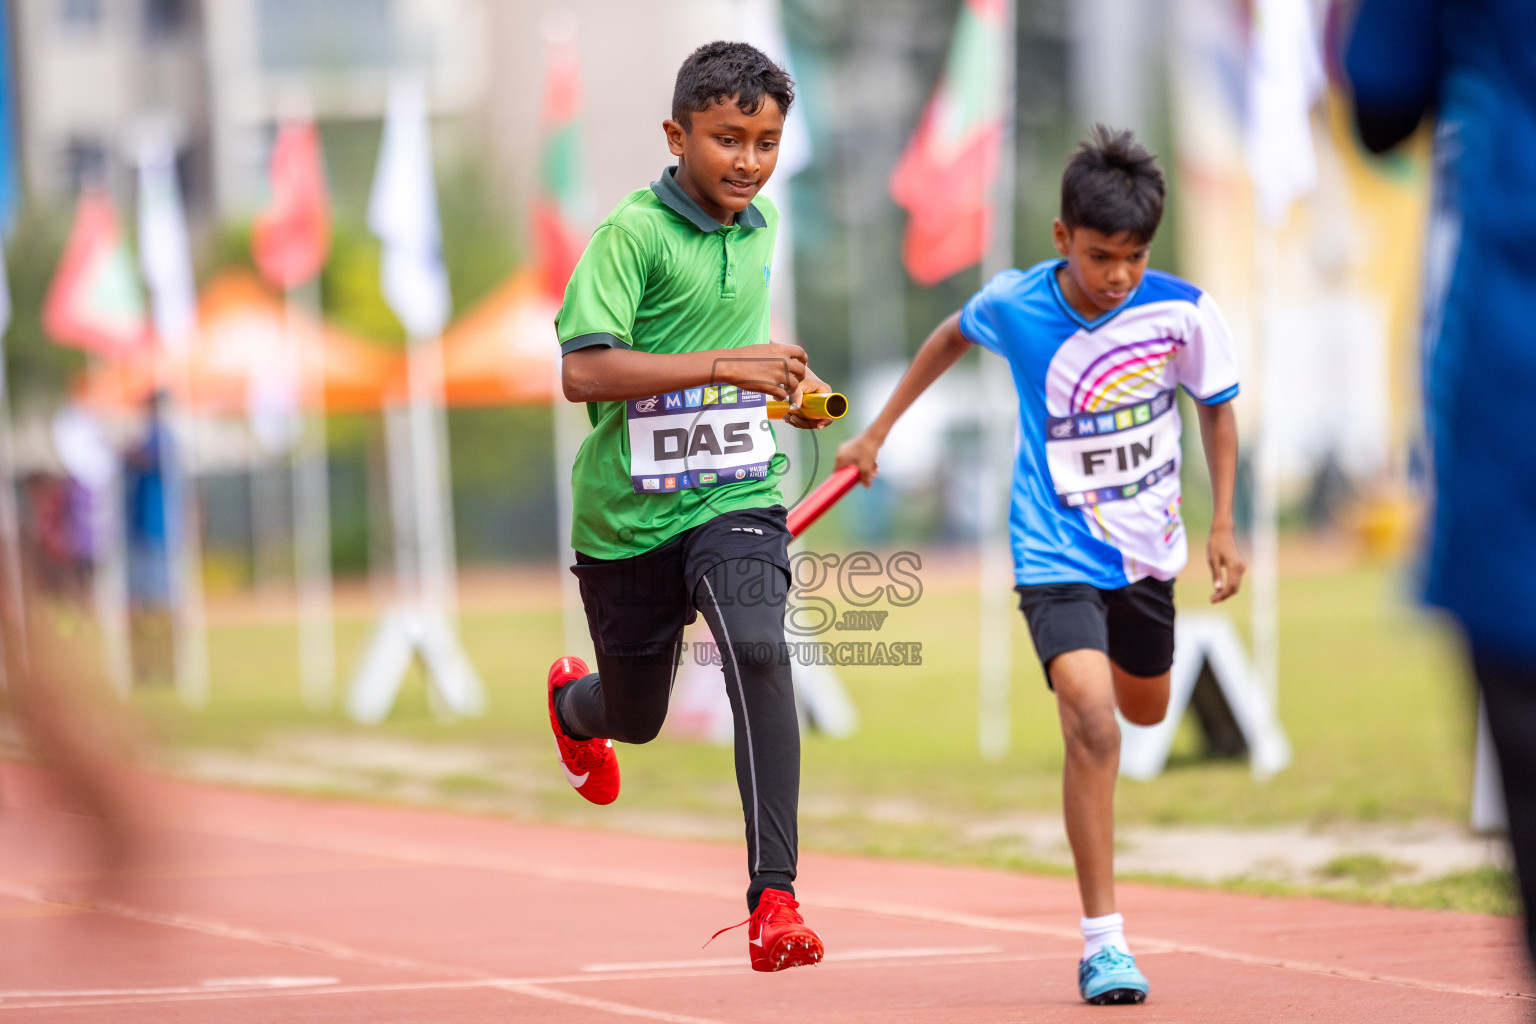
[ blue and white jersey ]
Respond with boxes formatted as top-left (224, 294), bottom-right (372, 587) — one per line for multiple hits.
top-left (960, 260), bottom-right (1240, 589)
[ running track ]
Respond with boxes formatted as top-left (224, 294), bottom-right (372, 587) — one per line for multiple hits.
top-left (1, 763), bottom-right (1529, 1022)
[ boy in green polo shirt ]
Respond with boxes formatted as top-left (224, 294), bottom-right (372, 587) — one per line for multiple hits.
top-left (546, 41), bottom-right (832, 973)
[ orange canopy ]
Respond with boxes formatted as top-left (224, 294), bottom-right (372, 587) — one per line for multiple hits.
top-left (406, 269), bottom-right (561, 407)
top-left (78, 268), bottom-right (564, 415)
top-left (77, 272), bottom-right (396, 415)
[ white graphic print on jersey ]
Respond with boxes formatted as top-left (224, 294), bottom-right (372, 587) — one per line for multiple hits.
top-left (1043, 301), bottom-right (1208, 582)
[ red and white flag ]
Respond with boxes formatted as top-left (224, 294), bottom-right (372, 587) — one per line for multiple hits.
top-left (535, 19), bottom-right (587, 303)
top-left (43, 190), bottom-right (150, 356)
top-left (889, 0), bottom-right (1007, 286)
top-left (253, 120), bottom-right (331, 290)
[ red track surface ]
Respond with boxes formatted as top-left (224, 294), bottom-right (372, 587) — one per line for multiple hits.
top-left (1, 762), bottom-right (1529, 1022)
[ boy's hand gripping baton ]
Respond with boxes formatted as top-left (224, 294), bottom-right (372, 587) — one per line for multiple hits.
top-left (766, 392), bottom-right (849, 421)
top-left (787, 465), bottom-right (861, 538)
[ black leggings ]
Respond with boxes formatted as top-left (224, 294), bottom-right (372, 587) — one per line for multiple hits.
top-left (557, 557), bottom-right (799, 910)
top-left (1474, 648), bottom-right (1536, 961)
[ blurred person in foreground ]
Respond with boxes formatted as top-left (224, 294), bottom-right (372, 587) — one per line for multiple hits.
top-left (838, 127), bottom-right (1244, 1006)
top-left (1345, 0), bottom-right (1536, 964)
top-left (548, 41), bottom-right (834, 972)
top-left (0, 547), bottom-right (151, 890)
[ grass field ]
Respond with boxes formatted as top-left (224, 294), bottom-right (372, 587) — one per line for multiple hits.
top-left (120, 540), bottom-right (1509, 915)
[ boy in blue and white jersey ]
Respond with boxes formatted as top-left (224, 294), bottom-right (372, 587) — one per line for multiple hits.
top-left (838, 127), bottom-right (1244, 1006)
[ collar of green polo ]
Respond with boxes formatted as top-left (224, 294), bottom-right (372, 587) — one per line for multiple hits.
top-left (651, 166), bottom-right (767, 232)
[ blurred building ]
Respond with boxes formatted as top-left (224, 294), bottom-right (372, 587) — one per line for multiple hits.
top-left (11, 0), bottom-right (211, 211)
top-left (8, 0), bottom-right (742, 220)
top-left (9, 0), bottom-right (486, 218)
top-left (476, 0), bottom-right (736, 230)
top-left (202, 0), bottom-right (487, 214)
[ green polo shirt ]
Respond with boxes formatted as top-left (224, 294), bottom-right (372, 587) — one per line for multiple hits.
top-left (556, 166), bottom-right (784, 560)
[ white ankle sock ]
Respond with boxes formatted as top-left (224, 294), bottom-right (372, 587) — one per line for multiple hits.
top-left (1081, 912), bottom-right (1130, 959)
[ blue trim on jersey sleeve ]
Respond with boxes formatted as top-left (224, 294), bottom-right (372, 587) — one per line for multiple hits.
top-left (1189, 382), bottom-right (1240, 406)
top-left (959, 277), bottom-right (1007, 354)
top-left (962, 265), bottom-right (1074, 361)
top-left (957, 307), bottom-right (990, 350)
top-left (1129, 269), bottom-right (1204, 307)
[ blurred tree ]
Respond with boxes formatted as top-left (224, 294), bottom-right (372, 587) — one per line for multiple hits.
top-left (448, 406), bottom-right (557, 563)
top-left (198, 134), bottom-right (532, 573)
top-left (321, 223), bottom-right (406, 347)
top-left (201, 219), bottom-right (254, 280)
top-left (3, 205), bottom-right (88, 408)
top-left (326, 411), bottom-right (374, 574)
top-left (784, 0), bottom-right (1078, 388)
top-left (437, 161), bottom-right (522, 320)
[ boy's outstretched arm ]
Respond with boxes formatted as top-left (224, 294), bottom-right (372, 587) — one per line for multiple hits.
top-left (1197, 399), bottom-right (1245, 603)
top-left (835, 312), bottom-right (971, 485)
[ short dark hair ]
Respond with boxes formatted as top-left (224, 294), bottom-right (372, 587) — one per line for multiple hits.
top-left (1060, 125), bottom-right (1165, 244)
top-left (672, 41), bottom-right (794, 130)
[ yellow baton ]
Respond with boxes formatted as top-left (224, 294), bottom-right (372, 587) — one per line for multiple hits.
top-left (766, 392), bottom-right (849, 421)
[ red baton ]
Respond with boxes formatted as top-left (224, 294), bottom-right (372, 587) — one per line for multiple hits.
top-left (787, 465), bottom-right (862, 538)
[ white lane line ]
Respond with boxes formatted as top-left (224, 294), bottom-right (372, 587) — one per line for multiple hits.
top-left (190, 820), bottom-right (1536, 1004)
top-left (492, 983), bottom-right (729, 1024)
top-left (555, 952), bottom-right (1057, 984)
top-left (0, 955), bottom-right (1062, 1013)
top-left (582, 945), bottom-right (1003, 972)
top-left (0, 977), bottom-right (338, 1000)
top-left (805, 893), bottom-right (1536, 1002)
top-left (173, 817), bottom-right (747, 900)
top-left (26, 810), bottom-right (1534, 1006)
top-left (0, 879), bottom-right (733, 1023)
top-left (201, 976), bottom-right (338, 988)
top-left (0, 980), bottom-right (491, 1013)
top-left (0, 878), bottom-right (465, 977)
top-left (0, 954), bottom-right (1016, 1002)
top-left (1136, 937), bottom-right (1536, 1002)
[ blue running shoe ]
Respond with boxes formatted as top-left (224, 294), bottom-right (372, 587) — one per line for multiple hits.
top-left (1078, 946), bottom-right (1149, 1005)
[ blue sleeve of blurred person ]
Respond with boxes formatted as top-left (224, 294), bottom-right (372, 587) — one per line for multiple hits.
top-left (1343, 0), bottom-right (1441, 153)
top-left (127, 420), bottom-right (173, 545)
top-left (1345, 0), bottom-right (1536, 661)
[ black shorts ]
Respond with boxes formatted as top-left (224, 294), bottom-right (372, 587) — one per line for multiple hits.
top-left (571, 506), bottom-right (792, 660)
top-left (1015, 576), bottom-right (1176, 683)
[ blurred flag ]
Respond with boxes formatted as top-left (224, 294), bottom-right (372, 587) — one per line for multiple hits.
top-left (43, 191), bottom-right (150, 356)
top-left (0, 0), bottom-right (19, 237)
top-left (253, 120), bottom-right (331, 290)
top-left (0, 1), bottom-right (21, 622)
top-left (535, 18), bottom-right (586, 303)
top-left (137, 137), bottom-right (197, 352)
top-left (889, 0), bottom-right (1006, 286)
top-left (0, 243), bottom-right (10, 342)
top-left (368, 78), bottom-right (449, 338)
top-left (1244, 0), bottom-right (1323, 224)
top-left (0, 0), bottom-right (15, 342)
top-left (0, 241), bottom-right (11, 398)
